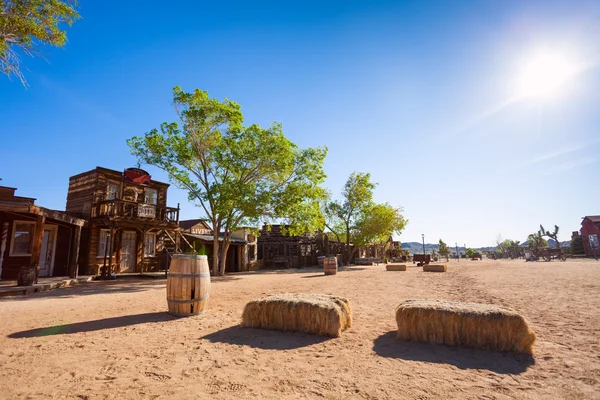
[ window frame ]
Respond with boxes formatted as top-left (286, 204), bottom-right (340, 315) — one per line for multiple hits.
top-left (144, 188), bottom-right (158, 205)
top-left (9, 220), bottom-right (36, 256)
top-left (106, 182), bottom-right (120, 200)
top-left (144, 232), bottom-right (157, 257)
top-left (96, 229), bottom-right (111, 258)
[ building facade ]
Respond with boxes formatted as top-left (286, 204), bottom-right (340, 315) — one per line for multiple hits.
top-left (0, 185), bottom-right (84, 280)
top-left (580, 215), bottom-right (600, 257)
top-left (179, 219), bottom-right (258, 273)
top-left (65, 167), bottom-right (180, 275)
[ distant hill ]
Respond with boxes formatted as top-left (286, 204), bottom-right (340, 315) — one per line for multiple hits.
top-left (401, 238), bottom-right (569, 254)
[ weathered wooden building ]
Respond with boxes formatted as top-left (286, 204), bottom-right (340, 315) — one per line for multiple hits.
top-left (179, 219), bottom-right (258, 273)
top-left (580, 215), bottom-right (600, 257)
top-left (0, 185), bottom-right (84, 280)
top-left (257, 225), bottom-right (327, 269)
top-left (65, 167), bottom-right (180, 275)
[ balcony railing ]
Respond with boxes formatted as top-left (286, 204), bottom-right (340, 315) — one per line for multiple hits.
top-left (92, 199), bottom-right (179, 224)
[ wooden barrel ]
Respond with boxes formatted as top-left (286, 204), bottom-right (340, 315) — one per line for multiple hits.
top-left (167, 254), bottom-right (211, 317)
top-left (17, 265), bottom-right (37, 286)
top-left (317, 256), bottom-right (325, 267)
top-left (323, 256), bottom-right (337, 275)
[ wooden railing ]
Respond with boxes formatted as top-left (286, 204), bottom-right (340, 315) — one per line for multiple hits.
top-left (91, 199), bottom-right (179, 224)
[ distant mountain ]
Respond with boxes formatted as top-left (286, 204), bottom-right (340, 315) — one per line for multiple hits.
top-left (401, 238), bottom-right (570, 254)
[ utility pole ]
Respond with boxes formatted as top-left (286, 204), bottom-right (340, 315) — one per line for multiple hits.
top-left (455, 242), bottom-right (459, 262)
top-left (422, 234), bottom-right (426, 255)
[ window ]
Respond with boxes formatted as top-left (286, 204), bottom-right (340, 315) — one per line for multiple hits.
top-left (144, 232), bottom-right (156, 256)
top-left (106, 182), bottom-right (119, 200)
top-left (97, 229), bottom-right (111, 258)
top-left (10, 221), bottom-right (35, 256)
top-left (144, 188), bottom-right (157, 205)
top-left (590, 234), bottom-right (599, 248)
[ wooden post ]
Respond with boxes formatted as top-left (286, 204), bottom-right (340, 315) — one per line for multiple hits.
top-left (30, 214), bottom-right (46, 283)
top-left (109, 227), bottom-right (115, 275)
top-left (0, 222), bottom-right (8, 279)
top-left (68, 225), bottom-right (82, 278)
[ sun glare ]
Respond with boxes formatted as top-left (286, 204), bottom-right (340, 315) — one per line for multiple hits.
top-left (517, 52), bottom-right (579, 99)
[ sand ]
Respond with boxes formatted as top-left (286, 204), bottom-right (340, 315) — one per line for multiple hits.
top-left (0, 259), bottom-right (598, 399)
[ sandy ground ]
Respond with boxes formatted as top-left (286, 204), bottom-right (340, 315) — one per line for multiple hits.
top-left (0, 259), bottom-right (599, 399)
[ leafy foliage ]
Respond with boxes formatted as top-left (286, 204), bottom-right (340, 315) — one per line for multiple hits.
top-left (438, 239), bottom-right (450, 260)
top-left (323, 172), bottom-right (407, 262)
top-left (527, 231), bottom-right (548, 256)
top-left (465, 248), bottom-right (475, 258)
top-left (0, 0), bottom-right (80, 85)
top-left (128, 87), bottom-right (327, 275)
top-left (570, 235), bottom-right (584, 255)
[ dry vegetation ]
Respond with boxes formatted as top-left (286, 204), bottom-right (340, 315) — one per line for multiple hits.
top-left (242, 293), bottom-right (352, 337)
top-left (1, 259), bottom-right (599, 399)
top-left (395, 299), bottom-right (536, 354)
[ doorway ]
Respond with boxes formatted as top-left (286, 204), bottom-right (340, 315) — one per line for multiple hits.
top-left (38, 225), bottom-right (57, 277)
top-left (121, 231), bottom-right (137, 272)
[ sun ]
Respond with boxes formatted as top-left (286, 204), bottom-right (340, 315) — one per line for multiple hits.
top-left (517, 52), bottom-right (579, 99)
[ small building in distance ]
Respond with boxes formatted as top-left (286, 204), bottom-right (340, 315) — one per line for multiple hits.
top-left (580, 215), bottom-right (600, 257)
top-left (179, 219), bottom-right (258, 273)
top-left (0, 185), bottom-right (84, 280)
top-left (66, 167), bottom-right (181, 275)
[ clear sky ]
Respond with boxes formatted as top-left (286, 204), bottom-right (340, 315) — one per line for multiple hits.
top-left (2, 0), bottom-right (599, 247)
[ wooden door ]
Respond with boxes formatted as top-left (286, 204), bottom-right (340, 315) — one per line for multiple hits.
top-left (38, 227), bottom-right (56, 277)
top-left (121, 231), bottom-right (137, 272)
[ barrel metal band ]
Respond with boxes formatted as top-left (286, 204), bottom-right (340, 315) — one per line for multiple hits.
top-left (168, 273), bottom-right (211, 278)
top-left (167, 293), bottom-right (211, 304)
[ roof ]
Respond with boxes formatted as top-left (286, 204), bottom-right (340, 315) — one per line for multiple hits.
top-left (69, 166), bottom-right (170, 187)
top-left (183, 233), bottom-right (248, 244)
top-left (179, 219), bottom-right (211, 230)
top-left (584, 215), bottom-right (600, 223)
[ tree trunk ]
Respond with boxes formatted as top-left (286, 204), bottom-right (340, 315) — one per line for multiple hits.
top-left (219, 233), bottom-right (232, 276)
top-left (212, 226), bottom-right (220, 276)
top-left (348, 246), bottom-right (359, 264)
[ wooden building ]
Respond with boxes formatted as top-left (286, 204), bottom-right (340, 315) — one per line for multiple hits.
top-left (580, 215), bottom-right (600, 257)
top-left (0, 185), bottom-right (84, 280)
top-left (179, 219), bottom-right (258, 273)
top-left (65, 167), bottom-right (180, 275)
top-left (257, 225), bottom-right (328, 269)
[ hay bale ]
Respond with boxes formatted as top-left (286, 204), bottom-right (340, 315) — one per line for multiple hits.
top-left (423, 264), bottom-right (447, 272)
top-left (242, 293), bottom-right (352, 337)
top-left (395, 299), bottom-right (536, 354)
top-left (386, 264), bottom-right (407, 271)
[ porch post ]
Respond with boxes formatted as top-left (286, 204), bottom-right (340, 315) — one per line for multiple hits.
top-left (30, 214), bottom-right (46, 283)
top-left (68, 225), bottom-right (82, 279)
top-left (0, 222), bottom-right (8, 279)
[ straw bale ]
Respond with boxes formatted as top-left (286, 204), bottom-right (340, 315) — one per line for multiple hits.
top-left (423, 264), bottom-right (447, 272)
top-left (386, 264), bottom-right (407, 271)
top-left (395, 299), bottom-right (536, 354)
top-left (242, 293), bottom-right (352, 337)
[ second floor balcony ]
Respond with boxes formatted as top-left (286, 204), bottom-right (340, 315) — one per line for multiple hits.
top-left (91, 199), bottom-right (179, 225)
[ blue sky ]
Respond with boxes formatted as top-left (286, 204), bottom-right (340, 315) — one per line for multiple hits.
top-left (2, 0), bottom-right (599, 247)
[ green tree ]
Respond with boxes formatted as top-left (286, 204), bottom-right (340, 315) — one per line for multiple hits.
top-left (465, 248), bottom-right (475, 258)
top-left (540, 224), bottom-right (560, 249)
top-left (1, 0), bottom-right (80, 85)
top-left (323, 172), bottom-right (407, 262)
top-left (570, 235), bottom-right (584, 255)
top-left (527, 231), bottom-right (548, 256)
top-left (438, 239), bottom-right (450, 261)
top-left (128, 87), bottom-right (327, 275)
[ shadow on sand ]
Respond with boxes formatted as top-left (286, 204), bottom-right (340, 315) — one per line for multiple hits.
top-left (202, 325), bottom-right (331, 350)
top-left (9, 312), bottom-right (176, 338)
top-left (373, 331), bottom-right (535, 374)
top-left (1, 279), bottom-right (167, 302)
